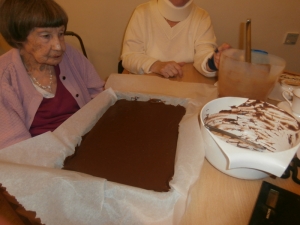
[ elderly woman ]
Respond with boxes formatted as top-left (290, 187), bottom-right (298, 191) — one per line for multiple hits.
top-left (121, 0), bottom-right (230, 78)
top-left (0, 0), bottom-right (105, 150)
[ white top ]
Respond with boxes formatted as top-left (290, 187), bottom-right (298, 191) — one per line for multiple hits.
top-left (121, 0), bottom-right (218, 77)
top-left (29, 78), bottom-right (55, 98)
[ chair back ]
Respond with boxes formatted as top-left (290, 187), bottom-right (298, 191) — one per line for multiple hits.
top-left (65, 31), bottom-right (88, 58)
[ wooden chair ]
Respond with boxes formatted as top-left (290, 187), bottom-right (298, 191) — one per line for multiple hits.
top-left (118, 60), bottom-right (124, 73)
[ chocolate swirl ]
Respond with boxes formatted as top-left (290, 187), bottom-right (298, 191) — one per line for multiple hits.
top-left (204, 99), bottom-right (300, 152)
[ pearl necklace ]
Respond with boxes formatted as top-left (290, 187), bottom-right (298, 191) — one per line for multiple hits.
top-left (28, 66), bottom-right (53, 93)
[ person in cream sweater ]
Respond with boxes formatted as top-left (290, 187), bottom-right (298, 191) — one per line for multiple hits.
top-left (121, 0), bottom-right (230, 78)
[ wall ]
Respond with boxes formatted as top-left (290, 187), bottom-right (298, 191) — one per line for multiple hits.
top-left (1, 0), bottom-right (299, 79)
top-left (56, 0), bottom-right (144, 80)
top-left (200, 0), bottom-right (300, 73)
top-left (0, 34), bottom-right (11, 55)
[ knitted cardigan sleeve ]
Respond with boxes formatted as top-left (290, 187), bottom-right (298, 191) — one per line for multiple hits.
top-left (0, 66), bottom-right (32, 150)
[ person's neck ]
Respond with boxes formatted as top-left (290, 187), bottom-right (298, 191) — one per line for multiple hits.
top-left (20, 51), bottom-right (47, 74)
top-left (165, 18), bottom-right (180, 27)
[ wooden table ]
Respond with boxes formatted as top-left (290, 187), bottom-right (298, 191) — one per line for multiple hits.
top-left (124, 64), bottom-right (300, 225)
top-left (122, 64), bottom-right (217, 85)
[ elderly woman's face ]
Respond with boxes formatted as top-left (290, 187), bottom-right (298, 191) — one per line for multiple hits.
top-left (21, 25), bottom-right (66, 65)
top-left (169, 0), bottom-right (190, 7)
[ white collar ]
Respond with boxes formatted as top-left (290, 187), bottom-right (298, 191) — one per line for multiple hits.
top-left (157, 0), bottom-right (193, 22)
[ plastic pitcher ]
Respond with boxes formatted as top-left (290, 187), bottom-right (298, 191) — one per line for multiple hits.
top-left (218, 49), bottom-right (286, 101)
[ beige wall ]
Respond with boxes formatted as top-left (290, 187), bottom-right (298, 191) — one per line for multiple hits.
top-left (1, 0), bottom-right (299, 79)
top-left (57, 0), bottom-right (144, 80)
top-left (200, 0), bottom-right (300, 74)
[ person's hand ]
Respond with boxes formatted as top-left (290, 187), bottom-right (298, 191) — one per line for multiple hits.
top-left (213, 43), bottom-right (231, 69)
top-left (150, 61), bottom-right (185, 78)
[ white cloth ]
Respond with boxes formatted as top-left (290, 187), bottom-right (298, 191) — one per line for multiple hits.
top-left (0, 83), bottom-right (212, 225)
top-left (121, 0), bottom-right (217, 77)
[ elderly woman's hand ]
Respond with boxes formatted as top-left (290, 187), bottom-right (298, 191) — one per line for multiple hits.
top-left (214, 43), bottom-right (231, 69)
top-left (150, 61), bottom-right (185, 78)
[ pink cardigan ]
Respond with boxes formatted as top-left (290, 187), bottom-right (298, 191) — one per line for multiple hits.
top-left (0, 44), bottom-right (105, 150)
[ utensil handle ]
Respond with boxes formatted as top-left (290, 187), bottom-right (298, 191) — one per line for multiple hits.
top-left (246, 19), bottom-right (251, 63)
top-left (205, 124), bottom-right (266, 151)
top-left (282, 90), bottom-right (293, 107)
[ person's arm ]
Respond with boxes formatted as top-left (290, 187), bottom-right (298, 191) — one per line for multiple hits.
top-left (192, 9), bottom-right (218, 77)
top-left (63, 44), bottom-right (105, 100)
top-left (150, 61), bottom-right (185, 78)
top-left (75, 51), bottom-right (105, 99)
top-left (0, 79), bottom-right (31, 150)
top-left (210, 43), bottom-right (231, 70)
top-left (121, 8), bottom-right (159, 75)
top-left (193, 10), bottom-right (231, 76)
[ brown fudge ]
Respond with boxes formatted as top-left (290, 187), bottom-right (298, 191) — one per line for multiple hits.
top-left (63, 99), bottom-right (186, 192)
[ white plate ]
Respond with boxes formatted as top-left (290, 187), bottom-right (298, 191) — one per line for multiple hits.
top-left (275, 101), bottom-right (300, 160)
